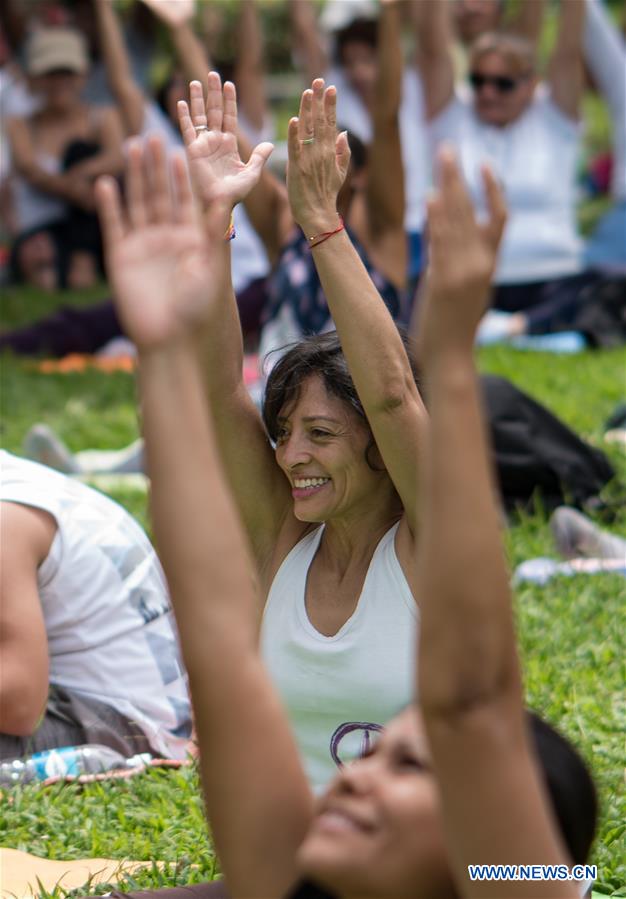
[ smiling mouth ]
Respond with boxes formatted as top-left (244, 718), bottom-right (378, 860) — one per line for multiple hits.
top-left (292, 477), bottom-right (331, 498)
top-left (314, 808), bottom-right (373, 835)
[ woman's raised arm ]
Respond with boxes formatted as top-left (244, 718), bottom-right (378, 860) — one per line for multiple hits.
top-left (413, 0), bottom-right (455, 120)
top-left (286, 80), bottom-right (427, 534)
top-left (95, 141), bottom-right (313, 897)
top-left (548, 0), bottom-right (586, 121)
top-left (176, 76), bottom-right (295, 567)
top-left (366, 0), bottom-right (407, 289)
top-left (412, 149), bottom-right (580, 898)
top-left (93, 0), bottom-right (145, 137)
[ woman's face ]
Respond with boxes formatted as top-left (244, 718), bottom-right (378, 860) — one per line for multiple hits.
top-left (340, 40), bottom-right (378, 108)
top-left (274, 374), bottom-right (391, 525)
top-left (470, 51), bottom-right (536, 127)
top-left (31, 70), bottom-right (85, 111)
top-left (297, 708), bottom-right (455, 898)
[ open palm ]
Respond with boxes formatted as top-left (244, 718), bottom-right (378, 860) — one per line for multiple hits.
top-left (177, 74), bottom-right (273, 208)
top-left (107, 223), bottom-right (215, 349)
top-left (96, 138), bottom-right (226, 352)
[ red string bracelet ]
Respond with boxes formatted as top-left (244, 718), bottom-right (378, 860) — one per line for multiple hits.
top-left (307, 216), bottom-right (345, 249)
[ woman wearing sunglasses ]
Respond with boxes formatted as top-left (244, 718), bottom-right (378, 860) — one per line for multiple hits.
top-left (417, 0), bottom-right (609, 342)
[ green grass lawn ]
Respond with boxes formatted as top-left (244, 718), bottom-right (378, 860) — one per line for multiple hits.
top-left (1, 285), bottom-right (625, 896)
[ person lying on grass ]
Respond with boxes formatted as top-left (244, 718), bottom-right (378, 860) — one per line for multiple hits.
top-left (94, 139), bottom-right (597, 898)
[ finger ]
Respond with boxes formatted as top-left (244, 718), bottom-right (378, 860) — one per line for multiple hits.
top-left (126, 139), bottom-right (147, 229)
top-left (288, 116), bottom-right (301, 163)
top-left (189, 80), bottom-right (208, 128)
top-left (95, 175), bottom-right (126, 250)
top-left (245, 141), bottom-right (274, 182)
top-left (481, 163), bottom-right (507, 247)
top-left (206, 71), bottom-right (223, 132)
top-left (147, 135), bottom-right (173, 224)
top-left (425, 193), bottom-right (447, 265)
top-left (222, 81), bottom-right (238, 135)
top-left (324, 85), bottom-right (337, 132)
top-left (437, 145), bottom-right (474, 224)
top-left (177, 100), bottom-right (197, 147)
top-left (171, 152), bottom-right (195, 225)
top-left (335, 130), bottom-right (351, 181)
top-left (298, 89), bottom-right (314, 140)
top-left (312, 78), bottom-right (325, 137)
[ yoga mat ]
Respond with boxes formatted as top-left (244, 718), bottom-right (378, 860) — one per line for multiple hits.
top-left (0, 847), bottom-right (162, 898)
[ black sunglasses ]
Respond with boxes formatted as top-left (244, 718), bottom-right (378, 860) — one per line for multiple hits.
top-left (469, 72), bottom-right (522, 93)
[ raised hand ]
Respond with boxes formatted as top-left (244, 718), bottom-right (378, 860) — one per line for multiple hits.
top-left (286, 78), bottom-right (351, 236)
top-left (95, 137), bottom-right (227, 352)
top-left (177, 72), bottom-right (274, 209)
top-left (138, 0), bottom-right (196, 28)
top-left (415, 146), bottom-right (507, 362)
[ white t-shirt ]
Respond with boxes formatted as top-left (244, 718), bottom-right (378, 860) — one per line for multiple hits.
top-left (328, 65), bottom-right (431, 232)
top-left (0, 451), bottom-right (191, 759)
top-left (261, 522), bottom-right (418, 792)
top-left (429, 88), bottom-right (584, 284)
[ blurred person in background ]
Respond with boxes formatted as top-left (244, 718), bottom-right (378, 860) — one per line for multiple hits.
top-left (5, 26), bottom-right (123, 290)
top-left (246, 0), bottom-right (408, 367)
top-left (289, 0), bottom-right (427, 286)
top-left (418, 0), bottom-right (623, 342)
top-left (94, 0), bottom-right (271, 343)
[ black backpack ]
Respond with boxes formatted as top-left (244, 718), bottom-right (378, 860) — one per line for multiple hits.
top-left (481, 375), bottom-right (616, 513)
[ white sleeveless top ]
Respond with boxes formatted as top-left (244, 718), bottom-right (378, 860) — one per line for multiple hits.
top-left (0, 451), bottom-right (191, 758)
top-left (261, 522), bottom-right (418, 791)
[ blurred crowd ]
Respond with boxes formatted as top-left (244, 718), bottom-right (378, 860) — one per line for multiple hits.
top-left (0, 0), bottom-right (625, 352)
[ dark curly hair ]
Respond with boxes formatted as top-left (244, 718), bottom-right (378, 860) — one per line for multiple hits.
top-left (262, 330), bottom-right (420, 470)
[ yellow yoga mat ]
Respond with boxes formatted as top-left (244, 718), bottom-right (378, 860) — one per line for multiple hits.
top-left (0, 847), bottom-right (160, 898)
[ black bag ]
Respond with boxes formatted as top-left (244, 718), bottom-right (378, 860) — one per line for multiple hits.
top-left (481, 375), bottom-right (616, 512)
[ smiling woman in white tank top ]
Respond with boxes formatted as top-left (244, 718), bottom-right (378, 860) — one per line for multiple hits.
top-left (169, 71), bottom-right (427, 788)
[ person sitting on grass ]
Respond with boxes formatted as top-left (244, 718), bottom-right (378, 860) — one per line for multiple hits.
top-left (6, 27), bottom-right (123, 291)
top-left (417, 0), bottom-right (621, 342)
top-left (93, 129), bottom-right (597, 898)
top-left (0, 450), bottom-right (191, 762)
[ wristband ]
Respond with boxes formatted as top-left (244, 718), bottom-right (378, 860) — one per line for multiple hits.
top-left (307, 216), bottom-right (345, 249)
top-left (224, 211), bottom-right (236, 241)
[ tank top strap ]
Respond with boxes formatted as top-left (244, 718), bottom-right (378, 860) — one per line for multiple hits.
top-left (265, 525), bottom-right (324, 609)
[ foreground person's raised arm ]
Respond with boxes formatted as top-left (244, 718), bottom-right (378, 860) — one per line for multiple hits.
top-left (287, 81), bottom-right (426, 532)
top-left (95, 142), bottom-right (312, 898)
top-left (413, 149), bottom-right (580, 897)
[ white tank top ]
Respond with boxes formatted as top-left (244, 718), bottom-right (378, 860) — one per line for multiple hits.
top-left (261, 522), bottom-right (418, 792)
top-left (0, 451), bottom-right (191, 759)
